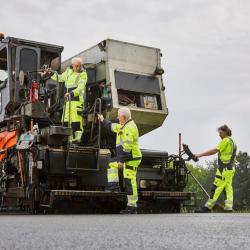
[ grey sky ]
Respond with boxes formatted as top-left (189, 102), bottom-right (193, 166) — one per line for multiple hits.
top-left (1, 0), bottom-right (250, 163)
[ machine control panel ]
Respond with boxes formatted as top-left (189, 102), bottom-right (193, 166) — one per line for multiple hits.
top-left (16, 132), bottom-right (35, 150)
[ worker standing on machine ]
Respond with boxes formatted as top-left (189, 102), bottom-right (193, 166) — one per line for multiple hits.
top-left (49, 57), bottom-right (87, 143)
top-left (195, 125), bottom-right (237, 212)
top-left (98, 107), bottom-right (142, 214)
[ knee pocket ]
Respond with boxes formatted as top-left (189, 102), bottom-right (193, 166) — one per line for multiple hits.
top-left (214, 179), bottom-right (224, 187)
top-left (213, 176), bottom-right (224, 187)
top-left (124, 169), bottom-right (136, 179)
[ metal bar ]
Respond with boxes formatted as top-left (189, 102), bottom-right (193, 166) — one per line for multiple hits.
top-left (179, 133), bottom-right (182, 158)
top-left (65, 91), bottom-right (71, 170)
top-left (140, 191), bottom-right (195, 197)
top-left (50, 190), bottom-right (126, 198)
top-left (97, 98), bottom-right (102, 149)
top-left (188, 172), bottom-right (211, 199)
top-left (62, 99), bottom-right (66, 126)
top-left (68, 93), bottom-right (71, 128)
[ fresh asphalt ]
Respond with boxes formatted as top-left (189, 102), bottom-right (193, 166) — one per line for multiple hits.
top-left (0, 213), bottom-right (249, 250)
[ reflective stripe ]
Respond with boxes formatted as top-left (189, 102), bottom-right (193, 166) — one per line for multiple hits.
top-left (108, 177), bottom-right (119, 183)
top-left (108, 169), bottom-right (118, 174)
top-left (224, 200), bottom-right (233, 210)
top-left (205, 199), bottom-right (215, 210)
top-left (127, 195), bottom-right (138, 207)
top-left (107, 168), bottom-right (119, 182)
top-left (121, 139), bottom-right (134, 144)
top-left (65, 83), bottom-right (78, 89)
top-left (117, 139), bottom-right (134, 146)
top-left (72, 131), bottom-right (82, 143)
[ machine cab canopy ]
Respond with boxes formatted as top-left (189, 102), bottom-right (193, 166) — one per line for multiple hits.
top-left (0, 36), bottom-right (64, 122)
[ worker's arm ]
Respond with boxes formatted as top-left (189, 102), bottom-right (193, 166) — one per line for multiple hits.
top-left (97, 114), bottom-right (120, 133)
top-left (102, 119), bottom-right (112, 131)
top-left (195, 148), bottom-right (218, 158)
top-left (51, 70), bottom-right (68, 83)
top-left (71, 72), bottom-right (87, 97)
top-left (97, 114), bottom-right (132, 163)
top-left (97, 115), bottom-right (112, 131)
top-left (47, 68), bottom-right (70, 83)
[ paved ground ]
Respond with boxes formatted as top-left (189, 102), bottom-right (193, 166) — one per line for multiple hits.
top-left (0, 213), bottom-right (249, 250)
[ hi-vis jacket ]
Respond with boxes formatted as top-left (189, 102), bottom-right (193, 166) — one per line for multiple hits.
top-left (103, 119), bottom-right (142, 163)
top-left (216, 137), bottom-right (237, 167)
top-left (51, 67), bottom-right (87, 103)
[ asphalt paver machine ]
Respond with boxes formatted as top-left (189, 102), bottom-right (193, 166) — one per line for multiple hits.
top-left (0, 36), bottom-right (196, 213)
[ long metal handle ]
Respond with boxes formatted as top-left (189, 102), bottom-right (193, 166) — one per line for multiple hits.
top-left (62, 100), bottom-right (66, 126)
top-left (68, 94), bottom-right (71, 128)
top-left (188, 171), bottom-right (210, 199)
top-left (65, 93), bottom-right (71, 170)
top-left (179, 133), bottom-right (182, 157)
top-left (96, 98), bottom-right (102, 148)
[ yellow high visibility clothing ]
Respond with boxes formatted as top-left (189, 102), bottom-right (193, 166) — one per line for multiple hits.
top-left (205, 136), bottom-right (237, 211)
top-left (103, 119), bottom-right (141, 207)
top-left (51, 67), bottom-right (87, 142)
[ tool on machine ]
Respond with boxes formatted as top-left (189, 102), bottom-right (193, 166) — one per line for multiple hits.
top-left (179, 134), bottom-right (210, 199)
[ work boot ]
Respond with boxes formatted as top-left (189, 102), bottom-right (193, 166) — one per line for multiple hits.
top-left (195, 206), bottom-right (211, 213)
top-left (120, 206), bottom-right (137, 214)
top-left (104, 182), bottom-right (121, 192)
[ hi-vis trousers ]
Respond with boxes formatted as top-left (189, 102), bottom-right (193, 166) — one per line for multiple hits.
top-left (108, 160), bottom-right (140, 207)
top-left (205, 167), bottom-right (235, 210)
top-left (63, 100), bottom-right (83, 142)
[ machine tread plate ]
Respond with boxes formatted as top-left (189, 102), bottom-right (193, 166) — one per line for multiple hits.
top-left (140, 191), bottom-right (195, 200)
top-left (49, 190), bottom-right (126, 198)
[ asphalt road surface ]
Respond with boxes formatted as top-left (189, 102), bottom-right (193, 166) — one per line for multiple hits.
top-left (0, 213), bottom-right (249, 250)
